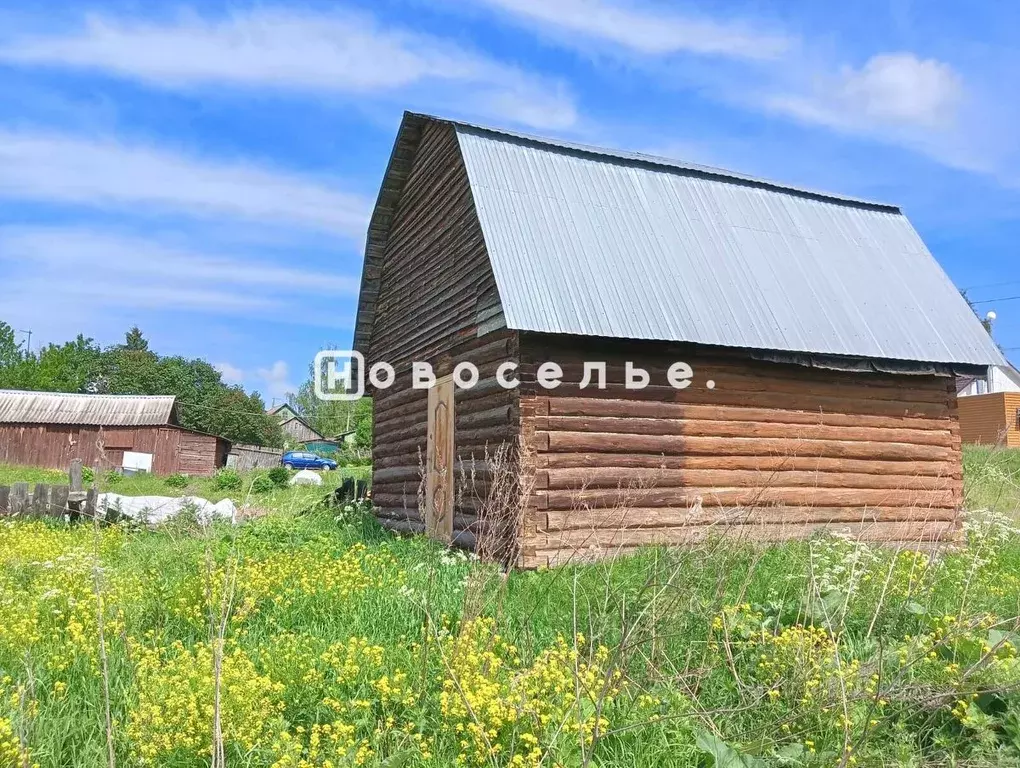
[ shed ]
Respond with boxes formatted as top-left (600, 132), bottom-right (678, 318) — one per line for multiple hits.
top-left (0, 390), bottom-right (230, 476)
top-left (354, 112), bottom-right (1006, 566)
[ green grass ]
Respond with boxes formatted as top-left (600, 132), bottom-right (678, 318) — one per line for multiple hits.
top-left (0, 462), bottom-right (372, 504)
top-left (1, 456), bottom-right (1020, 767)
top-left (963, 445), bottom-right (1020, 514)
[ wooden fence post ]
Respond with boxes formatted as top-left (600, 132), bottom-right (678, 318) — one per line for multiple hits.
top-left (0, 486), bottom-right (8, 516)
top-left (69, 459), bottom-right (83, 495)
top-left (31, 484), bottom-right (50, 518)
top-left (10, 482), bottom-right (28, 517)
top-left (50, 486), bottom-right (69, 519)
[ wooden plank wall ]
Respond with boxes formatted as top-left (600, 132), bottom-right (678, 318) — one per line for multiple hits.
top-left (366, 120), bottom-right (519, 549)
top-left (517, 334), bottom-right (964, 567)
top-left (958, 392), bottom-right (1020, 447)
top-left (0, 424), bottom-right (224, 476)
top-left (229, 444), bottom-right (285, 471)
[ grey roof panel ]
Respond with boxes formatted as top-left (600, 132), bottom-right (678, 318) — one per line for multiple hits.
top-left (454, 124), bottom-right (1005, 367)
top-left (0, 390), bottom-right (177, 426)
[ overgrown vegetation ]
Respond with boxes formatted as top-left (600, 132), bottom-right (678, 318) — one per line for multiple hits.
top-left (0, 449), bottom-right (1018, 767)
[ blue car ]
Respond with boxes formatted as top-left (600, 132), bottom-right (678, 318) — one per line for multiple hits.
top-left (281, 451), bottom-right (337, 471)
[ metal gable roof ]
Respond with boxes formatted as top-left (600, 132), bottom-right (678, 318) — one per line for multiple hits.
top-left (354, 112), bottom-right (1006, 368)
top-left (455, 125), bottom-right (1005, 367)
top-left (0, 390), bottom-right (178, 426)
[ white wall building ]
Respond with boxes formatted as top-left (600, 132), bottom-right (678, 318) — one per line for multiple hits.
top-left (958, 365), bottom-right (1020, 397)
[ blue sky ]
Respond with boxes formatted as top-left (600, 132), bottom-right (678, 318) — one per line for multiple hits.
top-left (0, 0), bottom-right (1017, 403)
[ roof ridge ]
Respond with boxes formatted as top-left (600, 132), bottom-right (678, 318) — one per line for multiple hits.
top-left (411, 112), bottom-right (899, 212)
top-left (0, 389), bottom-right (175, 399)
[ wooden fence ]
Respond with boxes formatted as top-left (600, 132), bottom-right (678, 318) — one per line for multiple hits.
top-left (228, 444), bottom-right (284, 471)
top-left (0, 460), bottom-right (98, 520)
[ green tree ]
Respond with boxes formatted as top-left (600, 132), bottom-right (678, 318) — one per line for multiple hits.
top-left (0, 321), bottom-right (283, 447)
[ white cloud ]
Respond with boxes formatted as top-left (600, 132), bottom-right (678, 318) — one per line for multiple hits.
top-left (470, 0), bottom-right (789, 59)
top-left (0, 7), bottom-right (577, 130)
top-left (0, 228), bottom-right (360, 295)
top-left (213, 362), bottom-right (245, 385)
top-left (0, 226), bottom-right (353, 324)
top-left (256, 361), bottom-right (297, 400)
top-left (0, 130), bottom-right (370, 237)
top-left (212, 360), bottom-right (297, 398)
top-left (767, 53), bottom-right (964, 133)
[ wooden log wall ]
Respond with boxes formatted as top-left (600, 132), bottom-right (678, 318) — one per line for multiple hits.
top-left (366, 120), bottom-right (519, 548)
top-left (517, 334), bottom-right (964, 568)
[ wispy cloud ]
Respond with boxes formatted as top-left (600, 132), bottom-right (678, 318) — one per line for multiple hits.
top-left (765, 53), bottom-right (964, 135)
top-left (469, 0), bottom-right (790, 60)
top-left (0, 130), bottom-right (371, 237)
top-left (758, 52), bottom-right (1020, 185)
top-left (0, 7), bottom-right (577, 130)
top-left (0, 226), bottom-right (354, 322)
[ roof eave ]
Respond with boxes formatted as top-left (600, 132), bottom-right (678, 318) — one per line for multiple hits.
top-left (353, 111), bottom-right (430, 359)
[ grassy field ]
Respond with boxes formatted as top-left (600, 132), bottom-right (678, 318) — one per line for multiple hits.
top-left (0, 450), bottom-right (1019, 767)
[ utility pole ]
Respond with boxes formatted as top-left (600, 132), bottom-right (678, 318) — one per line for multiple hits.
top-left (16, 329), bottom-right (32, 353)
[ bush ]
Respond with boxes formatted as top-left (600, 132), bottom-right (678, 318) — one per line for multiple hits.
top-left (211, 468), bottom-right (242, 491)
top-left (103, 470), bottom-right (122, 485)
top-left (267, 466), bottom-right (291, 488)
top-left (164, 473), bottom-right (189, 489)
top-left (81, 466), bottom-right (95, 484)
top-left (250, 474), bottom-right (275, 494)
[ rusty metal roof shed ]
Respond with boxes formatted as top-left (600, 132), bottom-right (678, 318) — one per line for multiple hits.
top-left (0, 390), bottom-right (178, 426)
top-left (355, 112), bottom-right (1006, 368)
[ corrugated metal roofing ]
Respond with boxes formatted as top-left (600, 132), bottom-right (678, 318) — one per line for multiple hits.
top-left (453, 123), bottom-right (1006, 367)
top-left (0, 390), bottom-right (177, 426)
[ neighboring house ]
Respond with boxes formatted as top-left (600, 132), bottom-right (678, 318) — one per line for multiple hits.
top-left (958, 393), bottom-right (1020, 447)
top-left (269, 404), bottom-right (324, 443)
top-left (0, 390), bottom-right (230, 475)
top-left (353, 112), bottom-right (1005, 566)
top-left (957, 365), bottom-right (1020, 446)
top-left (957, 364), bottom-right (1020, 397)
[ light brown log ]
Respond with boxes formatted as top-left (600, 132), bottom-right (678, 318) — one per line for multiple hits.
top-left (545, 431), bottom-right (955, 462)
top-left (538, 486), bottom-right (956, 510)
top-left (541, 505), bottom-right (960, 531)
top-left (540, 467), bottom-right (956, 492)
top-left (545, 398), bottom-right (947, 431)
top-left (532, 520), bottom-right (958, 551)
top-left (541, 415), bottom-right (952, 447)
top-left (535, 452), bottom-right (959, 478)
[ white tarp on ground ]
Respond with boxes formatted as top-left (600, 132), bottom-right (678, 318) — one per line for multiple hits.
top-left (96, 493), bottom-right (237, 524)
top-left (289, 469), bottom-right (323, 486)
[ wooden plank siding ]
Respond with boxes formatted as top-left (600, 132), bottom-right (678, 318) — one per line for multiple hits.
top-left (958, 392), bottom-right (1020, 447)
top-left (0, 424), bottom-right (228, 476)
top-left (515, 334), bottom-right (964, 567)
top-left (366, 121), bottom-right (519, 549)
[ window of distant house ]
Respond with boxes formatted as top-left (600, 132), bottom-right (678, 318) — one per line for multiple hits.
top-left (1015, 409), bottom-right (1020, 431)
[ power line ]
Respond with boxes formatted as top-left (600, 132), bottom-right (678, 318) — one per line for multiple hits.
top-left (970, 295), bottom-right (1020, 305)
top-left (963, 279), bottom-right (1020, 292)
